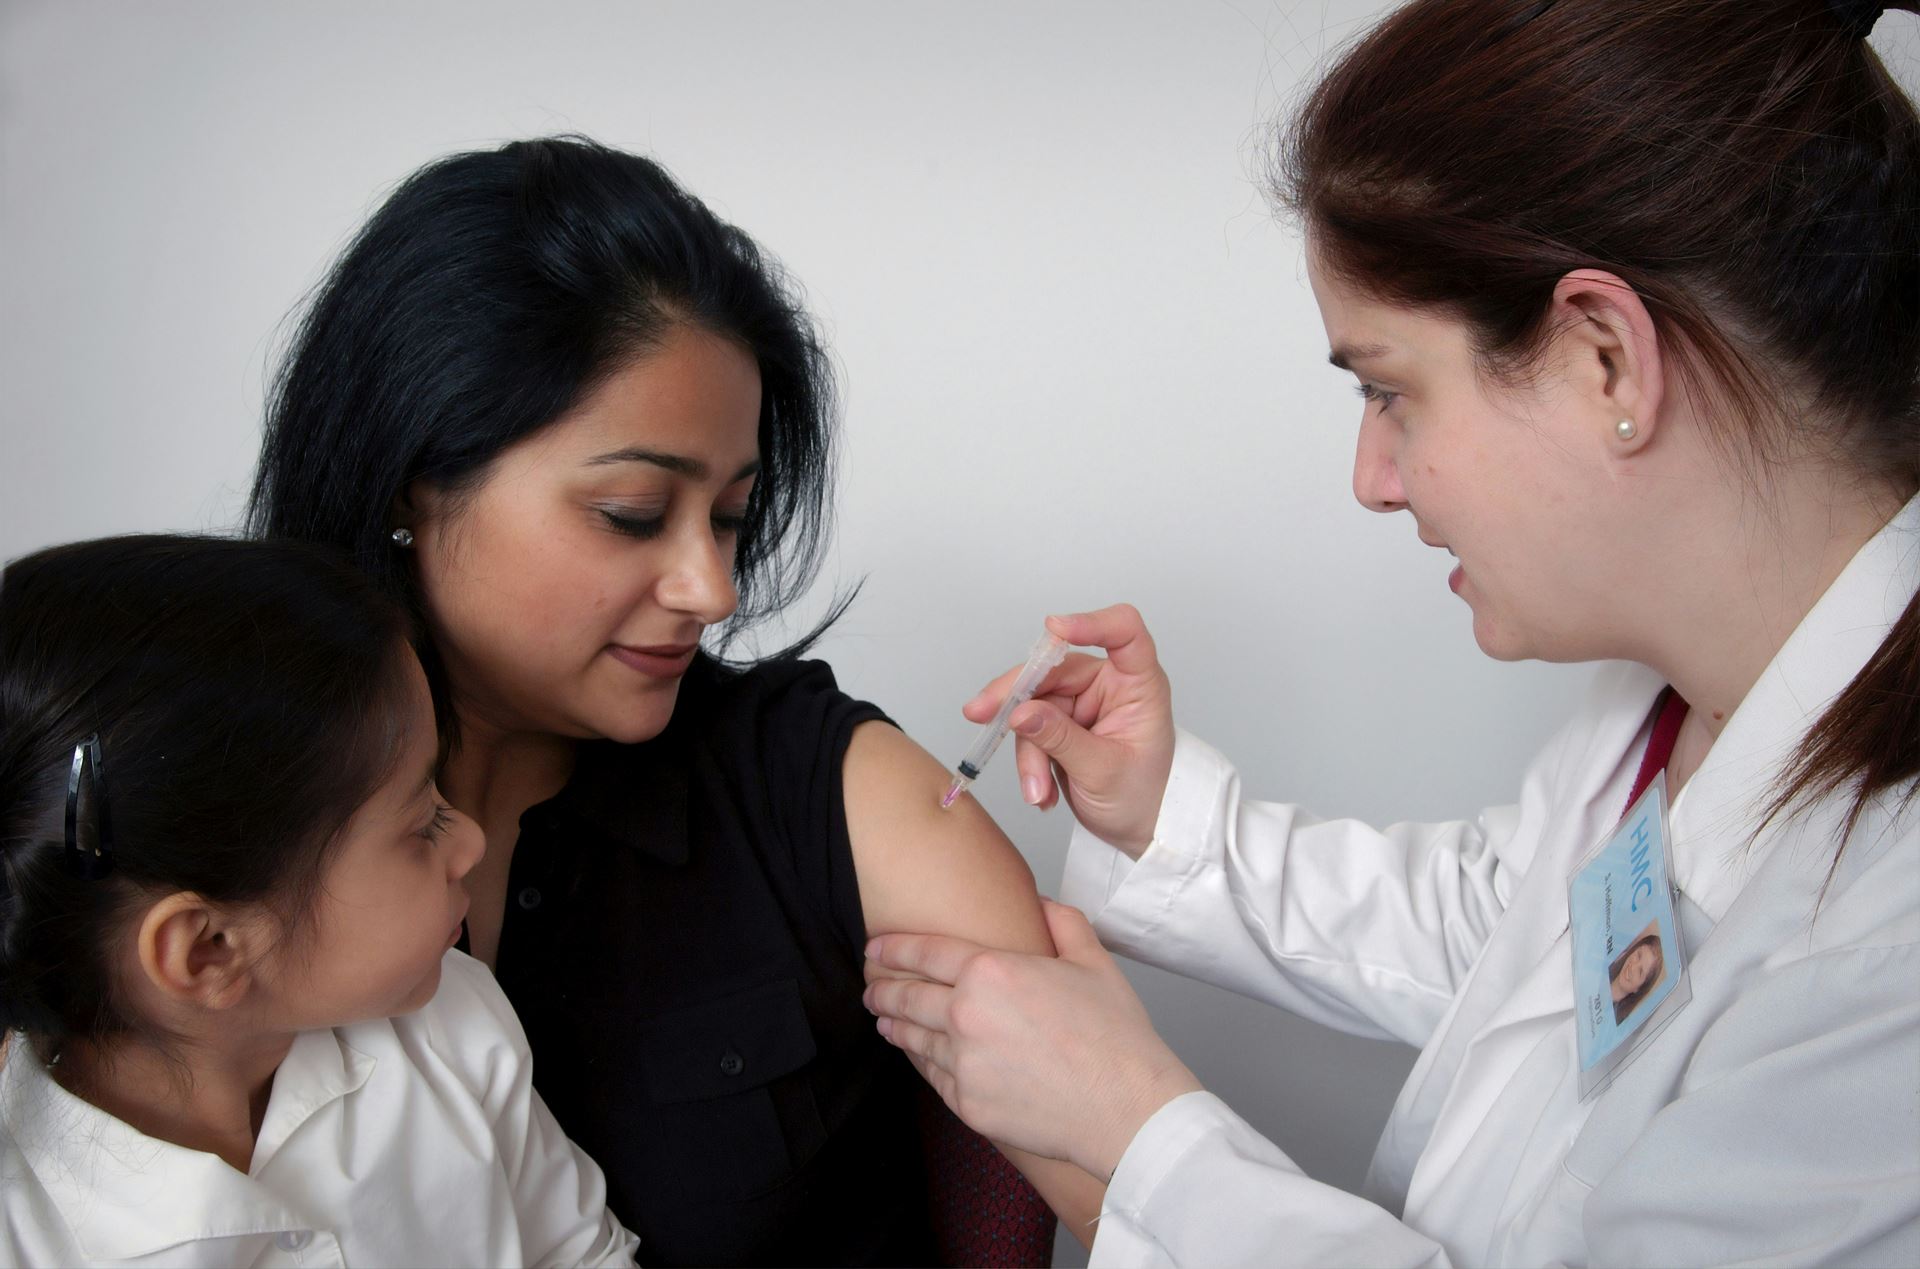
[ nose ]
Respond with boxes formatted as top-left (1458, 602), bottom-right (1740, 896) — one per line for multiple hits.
top-left (656, 519), bottom-right (741, 626)
top-left (1351, 409), bottom-right (1408, 514)
top-left (446, 808), bottom-right (485, 882)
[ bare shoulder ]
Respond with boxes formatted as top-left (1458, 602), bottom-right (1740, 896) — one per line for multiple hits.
top-left (841, 721), bottom-right (1052, 954)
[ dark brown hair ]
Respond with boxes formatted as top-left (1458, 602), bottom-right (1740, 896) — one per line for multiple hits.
top-left (0, 536), bottom-right (415, 1045)
top-left (1275, 0), bottom-right (1920, 855)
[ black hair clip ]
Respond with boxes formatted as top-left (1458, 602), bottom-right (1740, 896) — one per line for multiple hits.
top-left (64, 733), bottom-right (114, 881)
top-left (1827, 0), bottom-right (1885, 40)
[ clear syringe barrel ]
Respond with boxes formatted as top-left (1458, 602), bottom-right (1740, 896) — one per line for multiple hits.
top-left (954, 632), bottom-right (1069, 780)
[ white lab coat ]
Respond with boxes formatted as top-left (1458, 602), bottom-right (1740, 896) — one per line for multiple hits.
top-left (1063, 496), bottom-right (1920, 1268)
top-left (0, 950), bottom-right (638, 1268)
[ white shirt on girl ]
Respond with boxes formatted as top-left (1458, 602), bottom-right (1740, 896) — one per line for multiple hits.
top-left (0, 948), bottom-right (637, 1268)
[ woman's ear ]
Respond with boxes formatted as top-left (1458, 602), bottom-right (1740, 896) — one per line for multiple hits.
top-left (134, 893), bottom-right (266, 1014)
top-left (389, 484), bottom-right (425, 539)
top-left (1549, 268), bottom-right (1665, 455)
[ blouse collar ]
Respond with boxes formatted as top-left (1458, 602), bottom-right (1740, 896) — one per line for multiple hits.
top-left (1, 1026), bottom-right (373, 1261)
top-left (543, 734), bottom-right (692, 867)
top-left (526, 655), bottom-right (718, 868)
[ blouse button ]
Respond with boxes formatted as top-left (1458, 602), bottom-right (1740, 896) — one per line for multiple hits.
top-left (275, 1229), bottom-right (311, 1251)
top-left (719, 1049), bottom-right (746, 1077)
top-left (517, 886), bottom-right (543, 911)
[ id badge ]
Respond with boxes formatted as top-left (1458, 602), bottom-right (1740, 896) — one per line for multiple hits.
top-left (1568, 771), bottom-right (1690, 1099)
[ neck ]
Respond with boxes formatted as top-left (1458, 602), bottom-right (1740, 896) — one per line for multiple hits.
top-left (52, 1026), bottom-right (294, 1174)
top-left (1631, 469), bottom-right (1902, 745)
top-left (437, 706), bottom-right (576, 828)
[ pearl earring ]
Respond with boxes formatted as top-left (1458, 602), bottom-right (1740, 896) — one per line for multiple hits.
top-left (391, 528), bottom-right (415, 548)
top-left (1615, 419), bottom-right (1637, 441)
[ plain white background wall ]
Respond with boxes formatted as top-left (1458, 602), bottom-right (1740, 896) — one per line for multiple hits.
top-left (3, 3), bottom-right (1914, 1262)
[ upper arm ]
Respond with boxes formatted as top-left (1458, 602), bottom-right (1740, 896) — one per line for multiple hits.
top-left (841, 722), bottom-right (1111, 1241)
top-left (841, 720), bottom-right (1053, 956)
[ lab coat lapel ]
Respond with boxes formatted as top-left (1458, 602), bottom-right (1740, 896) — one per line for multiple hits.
top-left (1564, 497), bottom-right (1920, 1184)
top-left (1366, 664), bottom-right (1663, 1211)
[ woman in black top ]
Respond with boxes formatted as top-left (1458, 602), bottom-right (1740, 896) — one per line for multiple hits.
top-left (247, 136), bottom-right (1101, 1264)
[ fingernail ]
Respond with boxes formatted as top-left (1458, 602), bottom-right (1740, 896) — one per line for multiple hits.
top-left (865, 937), bottom-right (883, 960)
top-left (1023, 776), bottom-right (1045, 805)
top-left (1014, 712), bottom-right (1042, 736)
top-left (876, 1017), bottom-right (894, 1039)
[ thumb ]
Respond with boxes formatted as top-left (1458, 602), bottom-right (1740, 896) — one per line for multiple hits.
top-left (1041, 898), bottom-right (1106, 964)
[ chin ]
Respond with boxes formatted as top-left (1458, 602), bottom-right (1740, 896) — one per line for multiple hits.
top-left (588, 682), bottom-right (684, 745)
top-left (396, 960), bottom-right (446, 1014)
top-left (1470, 614), bottom-right (1535, 663)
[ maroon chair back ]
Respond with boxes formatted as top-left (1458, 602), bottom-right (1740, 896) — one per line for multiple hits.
top-left (915, 1081), bottom-right (1057, 1267)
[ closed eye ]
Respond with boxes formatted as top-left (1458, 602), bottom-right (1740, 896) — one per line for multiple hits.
top-left (600, 510), bottom-right (665, 540)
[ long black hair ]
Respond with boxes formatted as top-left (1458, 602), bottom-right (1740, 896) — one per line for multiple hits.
top-left (0, 535), bottom-right (415, 1045)
top-left (246, 135), bottom-right (845, 737)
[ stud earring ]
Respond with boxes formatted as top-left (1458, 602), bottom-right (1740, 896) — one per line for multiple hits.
top-left (1615, 419), bottom-right (1637, 441)
top-left (391, 528), bottom-right (415, 548)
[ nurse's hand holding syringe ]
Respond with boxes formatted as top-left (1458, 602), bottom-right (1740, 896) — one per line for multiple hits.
top-left (955, 604), bottom-right (1176, 861)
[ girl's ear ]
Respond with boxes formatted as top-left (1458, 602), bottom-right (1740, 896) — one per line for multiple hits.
top-left (1548, 268), bottom-right (1666, 456)
top-left (134, 893), bottom-right (266, 1013)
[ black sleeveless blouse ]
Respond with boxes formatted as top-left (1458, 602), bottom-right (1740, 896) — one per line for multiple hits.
top-left (483, 655), bottom-right (935, 1266)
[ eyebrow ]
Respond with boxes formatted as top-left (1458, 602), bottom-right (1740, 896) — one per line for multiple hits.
top-left (1328, 343), bottom-right (1392, 372)
top-left (582, 448), bottom-right (761, 483)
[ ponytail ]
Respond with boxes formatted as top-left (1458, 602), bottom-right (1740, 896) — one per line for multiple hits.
top-left (1767, 585), bottom-right (1920, 868)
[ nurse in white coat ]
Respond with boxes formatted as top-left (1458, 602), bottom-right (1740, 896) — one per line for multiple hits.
top-left (863, 0), bottom-right (1920, 1264)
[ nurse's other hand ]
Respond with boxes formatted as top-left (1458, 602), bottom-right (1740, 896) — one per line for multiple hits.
top-left (965, 603), bottom-right (1174, 857)
top-left (863, 899), bottom-right (1202, 1181)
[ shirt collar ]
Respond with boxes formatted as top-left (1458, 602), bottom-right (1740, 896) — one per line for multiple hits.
top-left (1670, 493), bottom-right (1920, 922)
top-left (536, 654), bottom-right (715, 868)
top-left (548, 736), bottom-right (691, 866)
top-left (1, 1027), bottom-right (373, 1261)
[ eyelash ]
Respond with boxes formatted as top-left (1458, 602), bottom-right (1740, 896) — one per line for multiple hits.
top-left (1355, 383), bottom-right (1399, 410)
top-left (421, 803), bottom-right (454, 844)
top-left (599, 510), bottom-right (749, 540)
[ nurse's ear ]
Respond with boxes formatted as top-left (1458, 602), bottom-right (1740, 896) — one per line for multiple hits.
top-left (1546, 269), bottom-right (1666, 458)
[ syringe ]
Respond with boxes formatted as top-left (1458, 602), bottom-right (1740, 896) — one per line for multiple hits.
top-left (941, 631), bottom-right (1070, 809)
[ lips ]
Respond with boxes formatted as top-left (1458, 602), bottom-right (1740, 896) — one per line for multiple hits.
top-left (609, 641), bottom-right (699, 678)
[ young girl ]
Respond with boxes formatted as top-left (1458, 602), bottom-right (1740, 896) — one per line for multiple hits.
top-left (0, 535), bottom-right (636, 1267)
